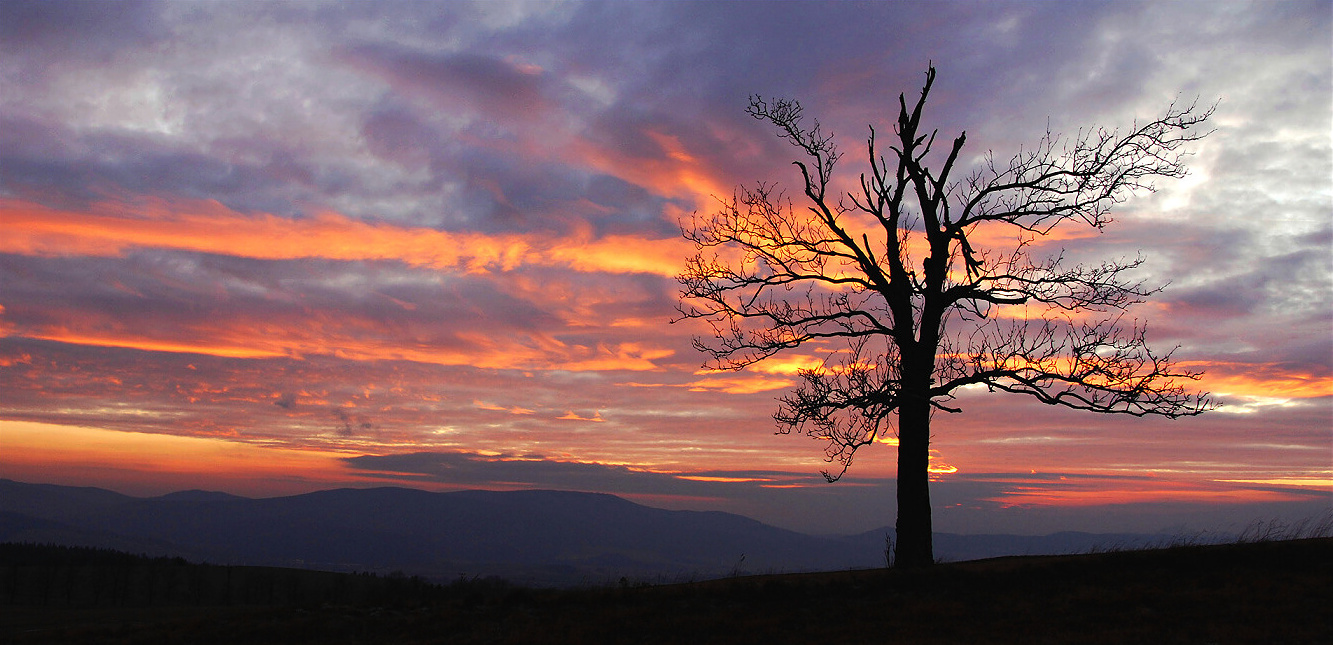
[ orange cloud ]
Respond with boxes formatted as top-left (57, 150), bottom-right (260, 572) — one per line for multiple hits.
top-left (748, 353), bottom-right (827, 376)
top-left (987, 486), bottom-right (1307, 507)
top-left (13, 307), bottom-right (673, 371)
top-left (1218, 477), bottom-right (1333, 489)
top-left (675, 475), bottom-right (775, 483)
top-left (928, 449), bottom-right (958, 478)
top-left (980, 474), bottom-right (1315, 507)
top-left (0, 197), bottom-right (691, 371)
top-left (683, 374), bottom-right (796, 394)
top-left (567, 128), bottom-right (731, 208)
top-left (1181, 361), bottom-right (1333, 400)
top-left (474, 400), bottom-right (534, 415)
top-left (546, 232), bottom-right (691, 278)
top-left (0, 197), bottom-right (691, 277)
top-left (25, 328), bottom-right (293, 359)
top-left (556, 410), bottom-right (604, 422)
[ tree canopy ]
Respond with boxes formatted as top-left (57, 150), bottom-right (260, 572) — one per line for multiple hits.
top-left (677, 66), bottom-right (1215, 566)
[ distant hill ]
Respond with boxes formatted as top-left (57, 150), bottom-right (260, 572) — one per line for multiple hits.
top-left (151, 490), bottom-right (246, 502)
top-left (0, 478), bottom-right (1180, 585)
top-left (0, 511), bottom-right (191, 558)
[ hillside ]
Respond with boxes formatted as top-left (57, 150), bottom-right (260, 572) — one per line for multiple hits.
top-left (0, 479), bottom-right (1181, 586)
top-left (2, 538), bottom-right (1330, 644)
top-left (0, 480), bottom-right (875, 584)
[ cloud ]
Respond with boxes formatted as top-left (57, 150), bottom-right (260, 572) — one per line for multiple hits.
top-left (0, 259), bottom-right (680, 372)
top-left (0, 0), bottom-right (164, 80)
top-left (0, 1), bottom-right (1329, 537)
top-left (273, 392), bottom-right (297, 410)
top-left (345, 450), bottom-right (816, 496)
top-left (342, 46), bottom-right (553, 123)
top-left (359, 106), bottom-right (439, 169)
top-left (340, 450), bottom-right (1330, 535)
top-left (0, 196), bottom-right (693, 276)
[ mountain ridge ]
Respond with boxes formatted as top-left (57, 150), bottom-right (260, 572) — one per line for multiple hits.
top-left (0, 478), bottom-right (1176, 585)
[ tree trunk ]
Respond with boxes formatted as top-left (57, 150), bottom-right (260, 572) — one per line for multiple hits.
top-left (894, 387), bottom-right (934, 568)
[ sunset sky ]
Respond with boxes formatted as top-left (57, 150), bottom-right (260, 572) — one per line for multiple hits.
top-left (1, 0), bottom-right (1329, 536)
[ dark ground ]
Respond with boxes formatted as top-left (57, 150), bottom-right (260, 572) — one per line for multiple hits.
top-left (3, 537), bottom-right (1330, 644)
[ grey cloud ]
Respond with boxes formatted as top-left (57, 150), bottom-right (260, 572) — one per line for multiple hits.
top-left (333, 408), bottom-right (374, 437)
top-left (1161, 241), bottom-right (1332, 350)
top-left (273, 392), bottom-right (297, 410)
top-left (0, 0), bottom-right (164, 78)
top-left (452, 150), bottom-right (588, 230)
top-left (1161, 241), bottom-right (1331, 320)
top-left (580, 180), bottom-right (677, 238)
top-left (1168, 283), bottom-right (1262, 318)
top-left (0, 252), bottom-right (561, 358)
top-left (0, 119), bottom-right (323, 215)
top-left (360, 106), bottom-right (440, 169)
top-left (1203, 137), bottom-right (1331, 213)
top-left (356, 95), bottom-right (672, 235)
top-left (342, 45), bottom-right (553, 123)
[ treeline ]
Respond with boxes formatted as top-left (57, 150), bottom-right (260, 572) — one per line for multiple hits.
top-left (1, 543), bottom-right (462, 608)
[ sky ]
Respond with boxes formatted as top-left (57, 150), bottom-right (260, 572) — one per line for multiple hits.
top-left (0, 0), bottom-right (1329, 537)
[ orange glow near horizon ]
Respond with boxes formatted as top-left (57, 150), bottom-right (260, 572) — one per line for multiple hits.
top-left (3, 416), bottom-right (1325, 518)
top-left (1218, 477), bottom-right (1333, 489)
top-left (978, 470), bottom-right (1325, 507)
top-left (986, 485), bottom-right (1311, 507)
top-left (0, 420), bottom-right (359, 496)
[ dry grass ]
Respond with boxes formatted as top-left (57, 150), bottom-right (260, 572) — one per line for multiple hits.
top-left (3, 537), bottom-right (1330, 644)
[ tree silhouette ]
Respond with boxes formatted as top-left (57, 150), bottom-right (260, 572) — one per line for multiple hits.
top-left (677, 66), bottom-right (1215, 568)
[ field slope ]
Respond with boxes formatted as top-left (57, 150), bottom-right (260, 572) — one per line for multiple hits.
top-left (3, 537), bottom-right (1329, 644)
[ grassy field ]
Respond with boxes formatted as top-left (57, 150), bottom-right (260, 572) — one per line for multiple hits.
top-left (3, 537), bottom-right (1330, 644)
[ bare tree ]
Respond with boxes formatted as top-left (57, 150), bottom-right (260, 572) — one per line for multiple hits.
top-left (676, 66), bottom-right (1215, 568)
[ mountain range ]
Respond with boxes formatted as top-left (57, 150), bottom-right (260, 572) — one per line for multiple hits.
top-left (0, 478), bottom-right (1171, 586)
